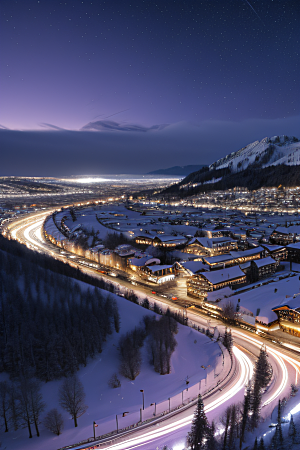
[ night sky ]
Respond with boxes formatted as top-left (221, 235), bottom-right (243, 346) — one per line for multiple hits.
top-left (0, 0), bottom-right (299, 176)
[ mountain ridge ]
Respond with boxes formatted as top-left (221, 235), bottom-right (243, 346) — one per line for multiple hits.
top-left (159, 135), bottom-right (300, 196)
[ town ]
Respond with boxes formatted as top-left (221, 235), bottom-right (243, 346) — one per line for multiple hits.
top-left (3, 182), bottom-right (299, 344)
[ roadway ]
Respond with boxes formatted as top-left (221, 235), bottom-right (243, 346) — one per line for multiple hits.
top-left (3, 209), bottom-right (300, 449)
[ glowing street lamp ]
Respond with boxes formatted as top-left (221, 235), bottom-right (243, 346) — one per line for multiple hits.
top-left (140, 389), bottom-right (145, 410)
top-left (93, 421), bottom-right (98, 440)
top-left (150, 402), bottom-right (156, 416)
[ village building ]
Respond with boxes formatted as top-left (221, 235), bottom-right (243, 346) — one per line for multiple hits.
top-left (184, 236), bottom-right (238, 256)
top-left (270, 225), bottom-right (300, 245)
top-left (261, 244), bottom-right (287, 261)
top-left (272, 298), bottom-right (300, 337)
top-left (287, 242), bottom-right (300, 264)
top-left (187, 265), bottom-right (246, 300)
top-left (250, 257), bottom-right (278, 282)
top-left (128, 255), bottom-right (160, 272)
top-left (142, 264), bottom-right (175, 284)
top-left (202, 246), bottom-right (263, 269)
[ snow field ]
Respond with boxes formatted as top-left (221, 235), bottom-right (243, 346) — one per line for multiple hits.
top-left (1, 289), bottom-right (221, 450)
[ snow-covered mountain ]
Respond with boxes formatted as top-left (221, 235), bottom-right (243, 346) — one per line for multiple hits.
top-left (209, 136), bottom-right (300, 173)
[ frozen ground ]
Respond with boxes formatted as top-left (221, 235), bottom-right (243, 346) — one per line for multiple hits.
top-left (1, 290), bottom-right (220, 450)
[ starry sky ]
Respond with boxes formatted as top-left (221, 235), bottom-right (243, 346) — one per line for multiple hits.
top-left (0, 0), bottom-right (299, 176)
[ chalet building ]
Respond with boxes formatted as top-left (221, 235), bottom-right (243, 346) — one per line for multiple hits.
top-left (184, 236), bottom-right (238, 257)
top-left (142, 264), bottom-right (175, 284)
top-left (251, 257), bottom-right (278, 282)
top-left (174, 260), bottom-right (206, 276)
top-left (272, 300), bottom-right (300, 336)
top-left (187, 266), bottom-right (246, 300)
top-left (199, 227), bottom-right (224, 238)
top-left (202, 246), bottom-right (263, 270)
top-left (135, 234), bottom-right (187, 248)
top-left (287, 242), bottom-right (300, 263)
top-left (261, 244), bottom-right (287, 262)
top-left (135, 235), bottom-right (154, 245)
top-left (270, 226), bottom-right (300, 245)
top-left (152, 235), bottom-right (187, 248)
top-left (128, 255), bottom-right (160, 272)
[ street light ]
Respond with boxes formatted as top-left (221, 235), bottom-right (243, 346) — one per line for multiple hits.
top-left (93, 421), bottom-right (98, 440)
top-left (150, 402), bottom-right (156, 416)
top-left (140, 389), bottom-right (145, 410)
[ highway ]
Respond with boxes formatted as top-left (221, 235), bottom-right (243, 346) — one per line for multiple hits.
top-left (3, 209), bottom-right (300, 449)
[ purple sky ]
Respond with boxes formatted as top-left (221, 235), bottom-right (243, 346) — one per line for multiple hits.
top-left (0, 0), bottom-right (299, 175)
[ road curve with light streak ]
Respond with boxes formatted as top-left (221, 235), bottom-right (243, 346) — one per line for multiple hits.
top-left (3, 210), bottom-right (300, 449)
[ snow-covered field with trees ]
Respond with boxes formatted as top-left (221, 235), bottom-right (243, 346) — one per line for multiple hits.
top-left (0, 248), bottom-right (221, 450)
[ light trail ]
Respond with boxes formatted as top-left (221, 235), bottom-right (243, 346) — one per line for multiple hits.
top-left (6, 211), bottom-right (300, 449)
top-left (72, 345), bottom-right (253, 450)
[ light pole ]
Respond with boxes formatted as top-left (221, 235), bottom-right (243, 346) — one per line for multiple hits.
top-left (140, 389), bottom-right (145, 410)
top-left (150, 402), bottom-right (156, 416)
top-left (116, 415), bottom-right (118, 434)
top-left (93, 421), bottom-right (98, 440)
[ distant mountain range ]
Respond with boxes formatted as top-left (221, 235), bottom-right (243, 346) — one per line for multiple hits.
top-left (161, 136), bottom-right (300, 196)
top-left (147, 165), bottom-right (207, 176)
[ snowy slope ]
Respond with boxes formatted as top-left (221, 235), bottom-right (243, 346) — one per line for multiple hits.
top-left (209, 136), bottom-right (300, 173)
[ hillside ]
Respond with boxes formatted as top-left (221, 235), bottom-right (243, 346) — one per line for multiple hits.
top-left (160, 136), bottom-right (300, 196)
top-left (147, 164), bottom-right (207, 176)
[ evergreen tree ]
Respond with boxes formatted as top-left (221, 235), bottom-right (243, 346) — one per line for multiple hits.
top-left (187, 394), bottom-right (209, 450)
top-left (240, 383), bottom-right (251, 449)
top-left (258, 437), bottom-right (265, 450)
top-left (270, 424), bottom-right (284, 450)
top-left (253, 437), bottom-right (258, 450)
top-left (250, 346), bottom-right (272, 430)
top-left (288, 414), bottom-right (297, 445)
top-left (206, 420), bottom-right (218, 450)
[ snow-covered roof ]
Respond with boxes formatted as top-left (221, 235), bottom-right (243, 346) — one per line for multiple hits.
top-left (261, 244), bottom-right (285, 251)
top-left (219, 275), bottom-right (300, 324)
top-left (275, 226), bottom-right (300, 235)
top-left (129, 256), bottom-right (160, 266)
top-left (206, 287), bottom-right (233, 302)
top-left (253, 257), bottom-right (277, 268)
top-left (154, 234), bottom-right (187, 243)
top-left (200, 266), bottom-right (246, 285)
top-left (147, 264), bottom-right (174, 272)
top-left (188, 236), bottom-right (236, 249)
top-left (180, 260), bottom-right (206, 274)
top-left (230, 246), bottom-right (263, 258)
top-left (287, 242), bottom-right (300, 250)
top-left (203, 254), bottom-right (233, 264)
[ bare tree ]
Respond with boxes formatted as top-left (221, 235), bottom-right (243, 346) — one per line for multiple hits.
top-left (43, 408), bottom-right (64, 435)
top-left (221, 301), bottom-right (236, 323)
top-left (108, 373), bottom-right (121, 389)
top-left (0, 381), bottom-right (10, 432)
top-left (27, 379), bottom-right (45, 437)
top-left (59, 375), bottom-right (87, 427)
top-left (17, 378), bottom-right (33, 438)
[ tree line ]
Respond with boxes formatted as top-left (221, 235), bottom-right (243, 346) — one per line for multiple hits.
top-left (118, 313), bottom-right (178, 381)
top-left (0, 373), bottom-right (87, 439)
top-left (0, 249), bottom-right (120, 382)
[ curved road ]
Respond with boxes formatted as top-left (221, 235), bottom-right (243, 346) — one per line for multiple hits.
top-left (3, 210), bottom-right (300, 449)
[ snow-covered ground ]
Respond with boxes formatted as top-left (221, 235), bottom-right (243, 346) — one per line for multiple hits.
top-left (1, 289), bottom-right (221, 450)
